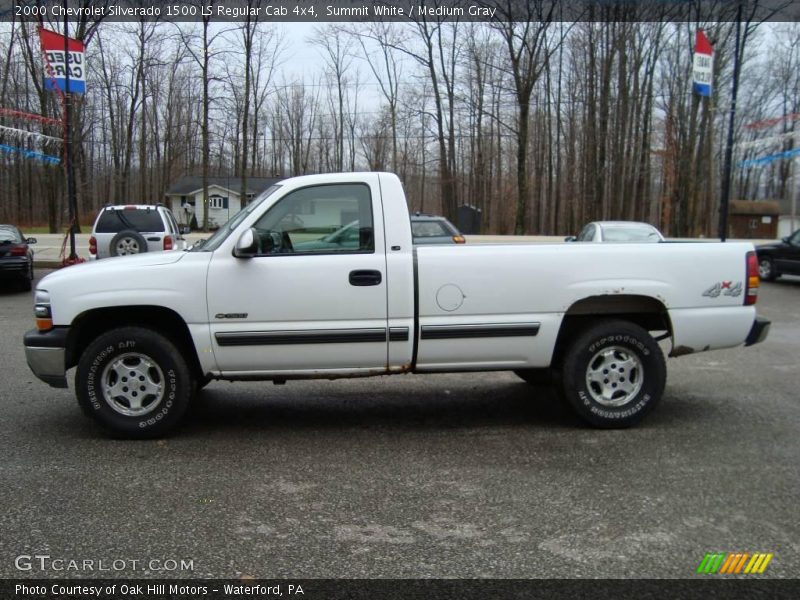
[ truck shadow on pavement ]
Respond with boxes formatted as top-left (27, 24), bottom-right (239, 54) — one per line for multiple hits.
top-left (172, 380), bottom-right (701, 437)
top-left (181, 381), bottom-right (579, 434)
top-left (37, 381), bottom-right (704, 442)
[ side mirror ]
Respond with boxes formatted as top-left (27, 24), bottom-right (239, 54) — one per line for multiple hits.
top-left (782, 237), bottom-right (790, 244)
top-left (564, 236), bottom-right (576, 242)
top-left (26, 237), bottom-right (37, 245)
top-left (181, 226), bottom-right (191, 235)
top-left (233, 228), bottom-right (259, 258)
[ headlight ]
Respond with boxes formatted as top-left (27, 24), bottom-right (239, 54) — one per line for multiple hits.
top-left (34, 289), bottom-right (52, 331)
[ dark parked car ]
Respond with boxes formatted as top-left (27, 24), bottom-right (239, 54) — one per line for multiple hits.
top-left (410, 213), bottom-right (465, 244)
top-left (0, 224), bottom-right (36, 291)
top-left (756, 228), bottom-right (800, 281)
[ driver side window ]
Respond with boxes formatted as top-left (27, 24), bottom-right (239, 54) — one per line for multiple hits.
top-left (252, 184), bottom-right (374, 255)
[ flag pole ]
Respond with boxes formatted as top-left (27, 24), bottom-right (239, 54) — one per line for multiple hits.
top-left (719, 4), bottom-right (743, 242)
top-left (63, 0), bottom-right (78, 261)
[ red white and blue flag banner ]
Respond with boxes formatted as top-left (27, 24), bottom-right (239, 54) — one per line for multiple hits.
top-left (38, 27), bottom-right (85, 94)
top-left (693, 30), bottom-right (713, 97)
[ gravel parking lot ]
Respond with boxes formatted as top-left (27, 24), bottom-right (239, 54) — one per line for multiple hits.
top-left (1, 270), bottom-right (798, 579)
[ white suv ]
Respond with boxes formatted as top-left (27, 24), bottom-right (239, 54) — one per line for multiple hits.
top-left (89, 204), bottom-right (187, 259)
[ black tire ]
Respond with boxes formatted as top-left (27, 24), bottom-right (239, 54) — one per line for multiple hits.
top-left (110, 230), bottom-right (148, 257)
top-left (514, 368), bottom-right (553, 386)
top-left (560, 320), bottom-right (666, 429)
top-left (76, 326), bottom-right (193, 438)
top-left (758, 256), bottom-right (777, 282)
top-left (20, 262), bottom-right (33, 291)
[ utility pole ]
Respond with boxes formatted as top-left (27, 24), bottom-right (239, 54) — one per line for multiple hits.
top-left (719, 4), bottom-right (743, 242)
top-left (63, 0), bottom-right (78, 261)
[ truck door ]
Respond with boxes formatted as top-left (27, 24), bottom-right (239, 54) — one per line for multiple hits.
top-left (206, 179), bottom-right (389, 375)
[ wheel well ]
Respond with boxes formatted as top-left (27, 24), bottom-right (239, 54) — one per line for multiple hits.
top-left (552, 295), bottom-right (672, 368)
top-left (65, 306), bottom-right (203, 378)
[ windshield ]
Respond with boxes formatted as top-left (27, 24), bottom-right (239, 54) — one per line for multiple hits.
top-left (191, 185), bottom-right (281, 252)
top-left (602, 225), bottom-right (662, 242)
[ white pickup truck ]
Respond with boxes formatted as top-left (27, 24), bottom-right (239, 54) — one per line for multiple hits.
top-left (24, 172), bottom-right (770, 437)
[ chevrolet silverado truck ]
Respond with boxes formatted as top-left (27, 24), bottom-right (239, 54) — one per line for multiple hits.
top-left (24, 172), bottom-right (770, 437)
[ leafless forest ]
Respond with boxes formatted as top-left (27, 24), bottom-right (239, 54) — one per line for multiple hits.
top-left (1, 4), bottom-right (799, 235)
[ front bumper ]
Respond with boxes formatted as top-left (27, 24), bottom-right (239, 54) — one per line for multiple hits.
top-left (745, 316), bottom-right (771, 347)
top-left (23, 327), bottom-right (69, 388)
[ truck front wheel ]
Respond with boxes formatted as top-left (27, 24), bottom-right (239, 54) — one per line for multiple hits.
top-left (76, 326), bottom-right (193, 438)
top-left (560, 320), bottom-right (665, 428)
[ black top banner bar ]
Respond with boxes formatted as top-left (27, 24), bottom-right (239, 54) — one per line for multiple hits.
top-left (2, 0), bottom-right (800, 23)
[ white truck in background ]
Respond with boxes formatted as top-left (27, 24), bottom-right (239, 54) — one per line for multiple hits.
top-left (24, 172), bottom-right (770, 437)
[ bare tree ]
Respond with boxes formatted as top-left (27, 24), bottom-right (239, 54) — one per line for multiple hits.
top-left (175, 3), bottom-right (230, 230)
top-left (492, 1), bottom-right (566, 234)
top-left (347, 22), bottom-right (403, 173)
top-left (311, 26), bottom-right (357, 172)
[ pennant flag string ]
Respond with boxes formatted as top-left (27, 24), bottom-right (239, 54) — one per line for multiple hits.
top-left (0, 108), bottom-right (64, 128)
top-left (736, 130), bottom-right (800, 151)
top-left (744, 112), bottom-right (800, 131)
top-left (0, 143), bottom-right (61, 165)
top-left (738, 146), bottom-right (800, 169)
top-left (0, 124), bottom-right (63, 145)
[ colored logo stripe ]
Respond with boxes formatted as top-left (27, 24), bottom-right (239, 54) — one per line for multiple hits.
top-left (745, 553), bottom-right (773, 574)
top-left (697, 552), bottom-right (773, 574)
top-left (697, 553), bottom-right (726, 574)
top-left (719, 553), bottom-right (749, 574)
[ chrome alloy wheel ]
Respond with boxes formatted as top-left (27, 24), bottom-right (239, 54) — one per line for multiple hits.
top-left (758, 259), bottom-right (772, 279)
top-left (101, 352), bottom-right (165, 417)
top-left (115, 236), bottom-right (141, 255)
top-left (584, 345), bottom-right (644, 407)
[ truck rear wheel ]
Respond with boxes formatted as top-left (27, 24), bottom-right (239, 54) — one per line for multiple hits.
top-left (560, 320), bottom-right (665, 428)
top-left (76, 326), bottom-right (193, 438)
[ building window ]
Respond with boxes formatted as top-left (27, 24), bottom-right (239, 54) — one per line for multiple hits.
top-left (209, 195), bottom-right (228, 210)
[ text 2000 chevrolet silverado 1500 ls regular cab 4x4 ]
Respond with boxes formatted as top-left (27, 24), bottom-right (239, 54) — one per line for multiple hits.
top-left (24, 173), bottom-right (770, 437)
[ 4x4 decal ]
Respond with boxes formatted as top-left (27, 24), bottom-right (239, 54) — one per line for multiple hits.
top-left (703, 281), bottom-right (743, 298)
